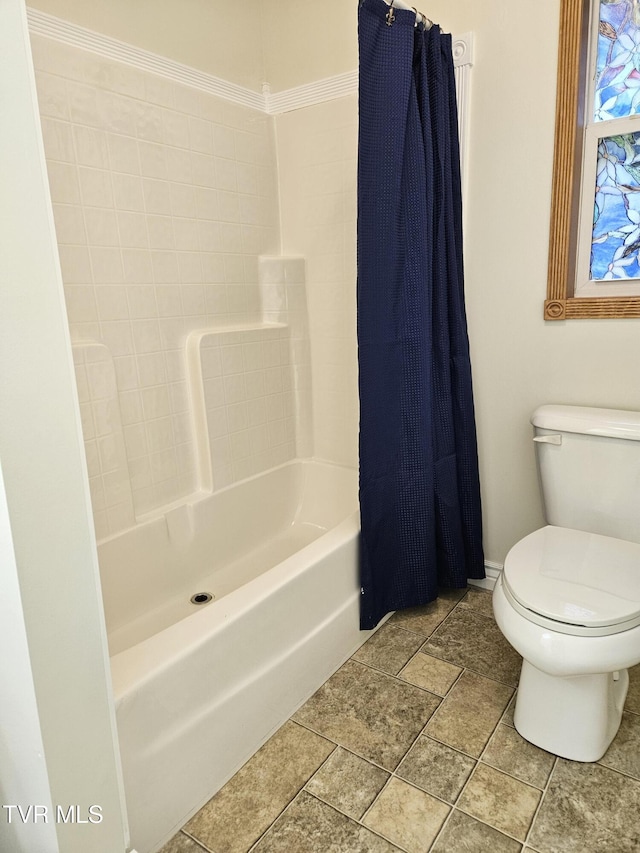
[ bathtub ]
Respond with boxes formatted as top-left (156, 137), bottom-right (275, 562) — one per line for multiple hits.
top-left (100, 459), bottom-right (370, 853)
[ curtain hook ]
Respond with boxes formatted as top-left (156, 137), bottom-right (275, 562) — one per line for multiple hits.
top-left (412, 7), bottom-right (433, 30)
top-left (423, 12), bottom-right (434, 29)
top-left (386, 0), bottom-right (396, 27)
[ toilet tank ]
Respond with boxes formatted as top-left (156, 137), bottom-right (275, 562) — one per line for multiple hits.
top-left (532, 405), bottom-right (640, 545)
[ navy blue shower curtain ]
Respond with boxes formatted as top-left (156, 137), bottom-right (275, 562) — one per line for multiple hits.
top-left (357, 0), bottom-right (484, 630)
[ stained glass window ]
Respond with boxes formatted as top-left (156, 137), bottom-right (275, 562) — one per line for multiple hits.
top-left (591, 132), bottom-right (640, 279)
top-left (589, 1), bottom-right (640, 281)
top-left (595, 0), bottom-right (640, 121)
top-left (546, 1), bottom-right (640, 315)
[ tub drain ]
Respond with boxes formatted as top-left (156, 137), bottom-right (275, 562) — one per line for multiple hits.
top-left (190, 591), bottom-right (213, 605)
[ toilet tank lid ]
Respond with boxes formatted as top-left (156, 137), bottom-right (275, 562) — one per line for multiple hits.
top-left (532, 405), bottom-right (640, 441)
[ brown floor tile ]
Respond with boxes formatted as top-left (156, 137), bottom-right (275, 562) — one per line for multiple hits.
top-left (422, 607), bottom-right (521, 687)
top-left (399, 652), bottom-right (462, 696)
top-left (483, 724), bottom-right (555, 789)
top-left (529, 758), bottom-right (640, 853)
top-left (305, 747), bottom-right (389, 820)
top-left (425, 670), bottom-right (513, 758)
top-left (158, 833), bottom-right (208, 853)
top-left (431, 809), bottom-right (523, 853)
top-left (396, 736), bottom-right (476, 803)
top-left (293, 659), bottom-right (440, 770)
top-left (352, 623), bottom-right (425, 675)
top-left (458, 763), bottom-right (541, 841)
top-left (599, 711), bottom-right (640, 780)
top-left (253, 791), bottom-right (402, 852)
top-left (363, 777), bottom-right (450, 853)
top-left (184, 720), bottom-right (334, 853)
top-left (626, 665), bottom-right (640, 714)
top-left (390, 589), bottom-right (466, 637)
top-left (459, 588), bottom-right (495, 619)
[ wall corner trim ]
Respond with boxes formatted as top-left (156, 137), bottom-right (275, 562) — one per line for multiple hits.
top-left (265, 71), bottom-right (359, 114)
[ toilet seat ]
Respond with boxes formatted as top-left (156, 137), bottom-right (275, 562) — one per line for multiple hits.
top-left (503, 526), bottom-right (640, 637)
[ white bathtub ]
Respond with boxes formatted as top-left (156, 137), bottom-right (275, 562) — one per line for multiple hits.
top-left (100, 460), bottom-right (370, 853)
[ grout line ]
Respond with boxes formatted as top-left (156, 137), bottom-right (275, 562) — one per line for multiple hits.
top-left (358, 773), bottom-right (399, 829)
top-left (180, 827), bottom-right (216, 853)
top-left (350, 655), bottom-right (445, 698)
top-left (425, 656), bottom-right (526, 850)
top-left (291, 717), bottom-right (392, 776)
top-left (303, 790), bottom-right (408, 853)
top-left (592, 756), bottom-right (640, 784)
top-left (175, 595), bottom-right (639, 853)
top-left (244, 794), bottom-right (300, 853)
top-left (337, 635), bottom-right (526, 851)
top-left (523, 755), bottom-right (558, 849)
top-left (416, 649), bottom-right (521, 692)
top-left (348, 597), bottom-right (584, 849)
top-left (384, 621), bottom-right (437, 640)
top-left (242, 742), bottom-right (340, 853)
top-left (427, 803), bottom-right (462, 852)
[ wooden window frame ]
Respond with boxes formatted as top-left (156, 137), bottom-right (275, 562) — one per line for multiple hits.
top-left (545, 0), bottom-right (640, 319)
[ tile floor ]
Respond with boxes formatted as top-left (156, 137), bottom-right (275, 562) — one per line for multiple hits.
top-left (160, 588), bottom-right (640, 853)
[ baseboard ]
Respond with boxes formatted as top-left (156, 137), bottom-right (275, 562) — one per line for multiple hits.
top-left (469, 561), bottom-right (502, 592)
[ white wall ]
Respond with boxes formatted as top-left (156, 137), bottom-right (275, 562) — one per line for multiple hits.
top-left (0, 464), bottom-right (58, 853)
top-left (277, 97), bottom-right (358, 467)
top-left (27, 0), bottom-right (358, 95)
top-left (261, 0), bottom-right (358, 92)
top-left (0, 2), bottom-right (128, 850)
top-left (28, 0), bottom-right (266, 91)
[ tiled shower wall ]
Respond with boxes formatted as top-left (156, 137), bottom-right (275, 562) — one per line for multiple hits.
top-left (32, 35), bottom-right (282, 532)
top-left (276, 97), bottom-right (359, 469)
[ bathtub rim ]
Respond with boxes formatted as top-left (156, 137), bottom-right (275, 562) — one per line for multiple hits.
top-left (110, 509), bottom-right (360, 700)
top-left (96, 455), bottom-right (354, 547)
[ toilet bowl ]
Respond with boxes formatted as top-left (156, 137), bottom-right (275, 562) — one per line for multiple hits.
top-left (493, 406), bottom-right (640, 762)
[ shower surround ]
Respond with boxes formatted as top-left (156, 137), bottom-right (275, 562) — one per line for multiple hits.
top-left (31, 17), bottom-right (362, 853)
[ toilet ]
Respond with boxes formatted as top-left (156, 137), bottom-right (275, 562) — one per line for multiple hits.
top-left (493, 405), bottom-right (640, 762)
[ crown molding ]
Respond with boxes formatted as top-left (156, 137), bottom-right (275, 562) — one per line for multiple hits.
top-left (266, 33), bottom-right (473, 114)
top-left (264, 71), bottom-right (359, 115)
top-left (26, 7), bottom-right (265, 111)
top-left (26, 8), bottom-right (473, 117)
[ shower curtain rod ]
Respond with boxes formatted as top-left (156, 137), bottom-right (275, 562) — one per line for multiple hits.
top-left (384, 0), bottom-right (433, 29)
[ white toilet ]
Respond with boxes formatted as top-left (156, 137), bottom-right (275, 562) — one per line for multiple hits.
top-left (493, 404), bottom-right (640, 762)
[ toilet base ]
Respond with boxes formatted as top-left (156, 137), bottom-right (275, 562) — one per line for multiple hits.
top-left (514, 660), bottom-right (629, 762)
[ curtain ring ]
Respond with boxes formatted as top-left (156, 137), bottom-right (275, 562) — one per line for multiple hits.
top-left (386, 0), bottom-right (396, 27)
top-left (412, 7), bottom-right (433, 30)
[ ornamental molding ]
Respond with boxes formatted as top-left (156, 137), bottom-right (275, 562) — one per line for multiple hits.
top-left (27, 8), bottom-right (473, 118)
